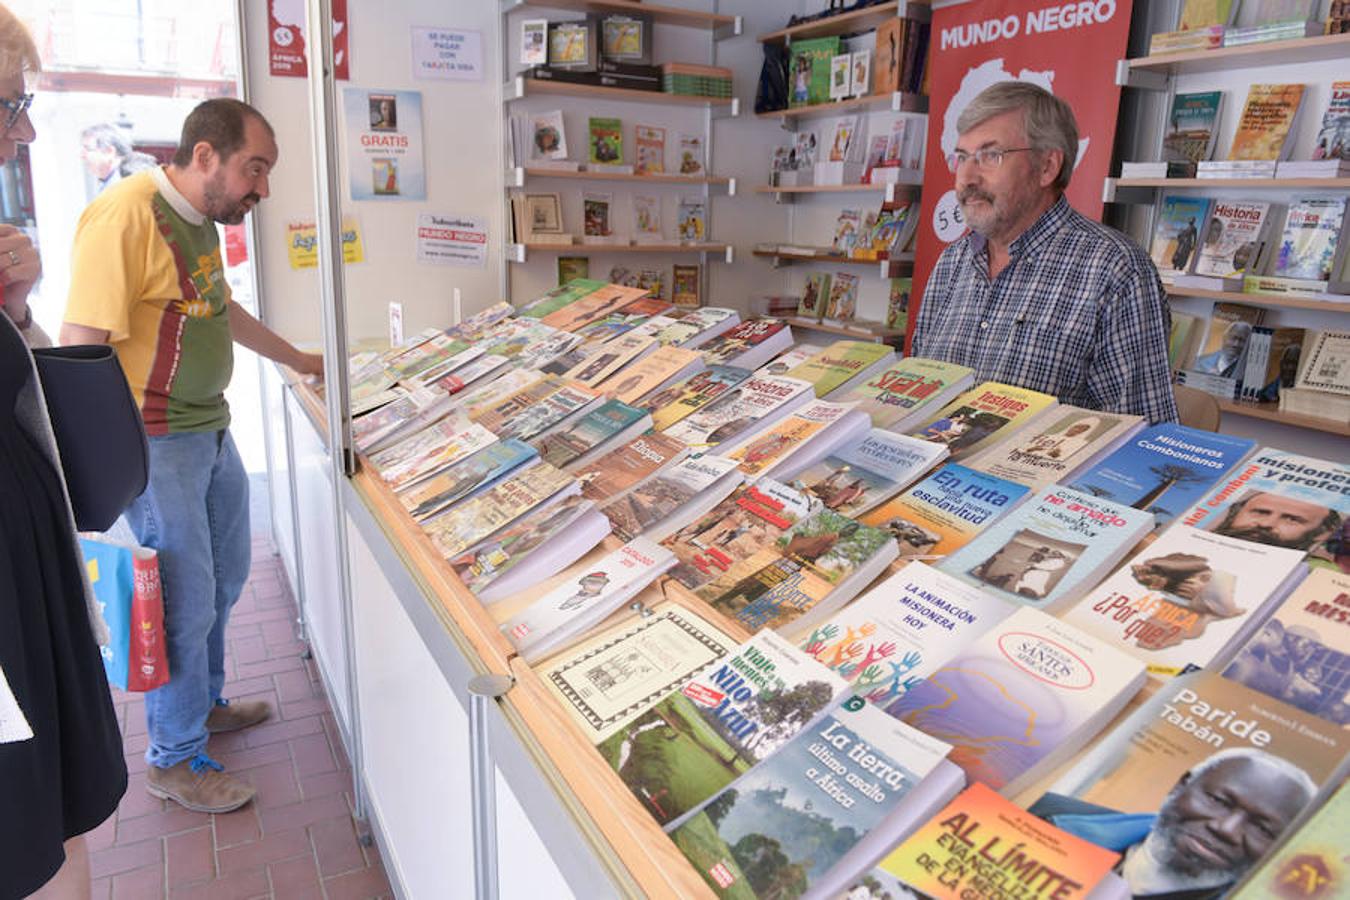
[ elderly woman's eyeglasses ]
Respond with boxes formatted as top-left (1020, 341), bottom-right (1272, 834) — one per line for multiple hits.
top-left (1, 93), bottom-right (33, 132)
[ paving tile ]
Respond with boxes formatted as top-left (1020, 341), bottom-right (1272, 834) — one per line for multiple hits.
top-left (169, 867), bottom-right (268, 900)
top-left (290, 732), bottom-right (337, 778)
top-left (90, 875), bottom-right (112, 900)
top-left (87, 811), bottom-right (118, 852)
top-left (267, 852), bottom-right (322, 893)
top-left (215, 828), bottom-right (309, 876)
top-left (218, 674), bottom-right (278, 699)
top-left (229, 606), bottom-right (296, 628)
top-left (235, 759), bottom-right (302, 810)
top-left (241, 713), bottom-right (323, 750)
top-left (124, 749), bottom-right (148, 776)
top-left (214, 738), bottom-right (290, 774)
top-left (233, 654), bottom-right (305, 681)
top-left (117, 772), bottom-right (166, 820)
top-left (124, 705), bottom-right (148, 737)
top-left (212, 806), bottom-right (262, 849)
top-left (323, 863), bottom-right (393, 900)
top-left (231, 635), bottom-right (269, 665)
top-left (257, 792), bottom-right (351, 835)
top-left (279, 695), bottom-right (331, 722)
top-left (310, 816), bottom-right (366, 877)
top-left (90, 837), bottom-right (163, 880)
top-left (115, 805), bottom-right (205, 845)
top-left (274, 667), bottom-right (317, 703)
top-left (166, 826), bottom-right (216, 886)
top-left (259, 617), bottom-right (299, 645)
top-left (111, 861), bottom-right (164, 900)
top-left (298, 768), bottom-right (353, 802)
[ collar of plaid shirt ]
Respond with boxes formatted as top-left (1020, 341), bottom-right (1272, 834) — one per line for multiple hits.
top-left (913, 195), bottom-right (1178, 423)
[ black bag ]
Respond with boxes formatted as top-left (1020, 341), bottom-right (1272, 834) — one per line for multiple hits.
top-left (754, 43), bottom-right (790, 115)
top-left (31, 345), bottom-right (148, 531)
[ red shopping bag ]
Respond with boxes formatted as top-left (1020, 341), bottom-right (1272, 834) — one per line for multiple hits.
top-left (80, 537), bottom-right (170, 692)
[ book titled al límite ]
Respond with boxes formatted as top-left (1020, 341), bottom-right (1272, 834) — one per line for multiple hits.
top-left (906, 381), bottom-right (1058, 462)
top-left (668, 696), bottom-right (960, 900)
top-left (855, 782), bottom-right (1122, 900)
top-left (597, 629), bottom-right (847, 826)
top-left (886, 606), bottom-right (1147, 797)
top-left (1028, 671), bottom-right (1346, 900)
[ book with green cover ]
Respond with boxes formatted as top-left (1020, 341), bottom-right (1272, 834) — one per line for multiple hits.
top-left (518, 278), bottom-right (609, 319)
top-left (788, 36), bottom-right (840, 107)
top-left (785, 340), bottom-right (895, 398)
top-left (588, 116), bottom-right (624, 165)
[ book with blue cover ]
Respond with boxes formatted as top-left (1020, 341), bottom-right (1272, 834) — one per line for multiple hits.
top-left (860, 463), bottom-right (1031, 564)
top-left (1151, 195), bottom-right (1212, 278)
top-left (397, 439), bottom-right (538, 522)
top-left (1064, 423), bottom-right (1256, 530)
top-left (938, 485), bottom-right (1156, 614)
top-left (530, 399), bottom-right (651, 472)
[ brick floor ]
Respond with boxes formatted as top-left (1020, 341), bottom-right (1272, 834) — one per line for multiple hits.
top-left (90, 537), bottom-right (394, 899)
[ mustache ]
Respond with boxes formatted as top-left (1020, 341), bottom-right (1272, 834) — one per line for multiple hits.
top-left (958, 187), bottom-right (993, 204)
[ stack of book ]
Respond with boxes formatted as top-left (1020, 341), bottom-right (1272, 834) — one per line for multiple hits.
top-left (660, 62), bottom-right (732, 98)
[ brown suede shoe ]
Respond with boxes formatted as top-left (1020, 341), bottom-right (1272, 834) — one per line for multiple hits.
top-left (206, 699), bottom-right (272, 734)
top-left (146, 755), bottom-right (256, 813)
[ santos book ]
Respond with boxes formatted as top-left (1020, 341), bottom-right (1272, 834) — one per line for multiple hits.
top-left (1028, 671), bottom-right (1346, 900)
top-left (1063, 525), bottom-right (1307, 678)
top-left (798, 562), bottom-right (1013, 708)
top-left (938, 485), bottom-right (1156, 614)
top-left (861, 463), bottom-right (1031, 564)
top-left (886, 606), bottom-right (1147, 797)
top-left (668, 696), bottom-right (958, 900)
top-left (597, 630), bottom-right (848, 826)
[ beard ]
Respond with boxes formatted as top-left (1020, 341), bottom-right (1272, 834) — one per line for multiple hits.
top-left (957, 168), bottom-right (1045, 242)
top-left (202, 171), bottom-right (258, 225)
top-left (1146, 803), bottom-right (1243, 884)
top-left (1217, 522), bottom-right (1317, 550)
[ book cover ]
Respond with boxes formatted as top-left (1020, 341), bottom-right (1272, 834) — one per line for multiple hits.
top-left (965, 405), bottom-right (1146, 489)
top-left (832, 209), bottom-right (862, 255)
top-left (1151, 195), bottom-right (1213, 278)
top-left (874, 18), bottom-right (903, 94)
top-left (505, 384), bottom-right (604, 444)
top-left (885, 277), bottom-right (912, 331)
top-left (861, 463), bottom-right (1031, 563)
top-left (939, 485), bottom-right (1156, 612)
top-left (1065, 423), bottom-right (1256, 528)
top-left (698, 318), bottom-right (791, 369)
top-left (397, 439), bottom-right (538, 522)
top-left (529, 109), bottom-right (568, 161)
top-left (906, 381), bottom-right (1058, 462)
top-left (1229, 83), bottom-right (1306, 160)
top-left (562, 333), bottom-right (658, 388)
top-left (1029, 672), bottom-right (1346, 899)
top-left (587, 116), bottom-right (623, 165)
top-left (663, 375), bottom-right (814, 451)
top-left (1313, 80), bottom-right (1350, 160)
top-left (518, 278), bottom-right (609, 319)
top-left (723, 400), bottom-right (863, 478)
top-left (371, 420), bottom-right (498, 492)
top-left (675, 133), bottom-right (704, 176)
top-left (1191, 302), bottom-right (1265, 378)
top-left (836, 357), bottom-right (976, 430)
top-left (449, 494), bottom-right (596, 594)
top-left (576, 431), bottom-right (688, 506)
top-left (792, 427), bottom-right (949, 517)
top-left (786, 341), bottom-right (893, 399)
top-left (860, 782), bottom-right (1120, 900)
top-left (677, 198), bottom-right (707, 243)
top-left (598, 345), bottom-right (701, 405)
top-left (823, 273), bottom-right (859, 321)
top-left (603, 455), bottom-right (742, 542)
top-left (501, 537), bottom-right (675, 661)
top-left (530, 399), bottom-right (648, 470)
top-left (423, 463), bottom-right (576, 559)
top-left (653, 307), bottom-right (738, 349)
top-left (1296, 329), bottom-right (1350, 396)
top-left (668, 696), bottom-right (951, 898)
top-left (798, 562), bottom-right (1013, 707)
top-left (1196, 201), bottom-right (1277, 278)
top-left (467, 374), bottom-right (571, 436)
top-left (663, 479), bottom-right (820, 593)
top-left (672, 263), bottom-right (701, 309)
top-left (648, 365), bottom-right (752, 431)
top-left (1221, 567), bottom-right (1350, 726)
top-left (541, 283), bottom-right (651, 332)
top-left (1249, 327), bottom-right (1306, 403)
top-left (582, 191), bottom-right (613, 238)
top-left (1231, 780), bottom-right (1350, 898)
top-left (634, 123), bottom-right (665, 174)
top-left (887, 606), bottom-right (1147, 792)
top-left (1180, 447), bottom-right (1350, 573)
top-left (597, 630), bottom-right (847, 826)
top-left (632, 193), bottom-right (662, 242)
top-left (1064, 525), bottom-right (1307, 676)
top-left (540, 603), bottom-right (739, 743)
top-left (1275, 196), bottom-right (1347, 280)
top-left (757, 344), bottom-right (825, 379)
top-left (385, 332), bottom-right (473, 383)
top-left (788, 35), bottom-right (840, 107)
top-left (1179, 0), bottom-right (1237, 28)
top-left (799, 272), bottom-right (831, 318)
top-left (557, 255), bottom-right (589, 284)
top-left (1164, 91), bottom-right (1224, 164)
top-left (698, 510), bottom-right (895, 633)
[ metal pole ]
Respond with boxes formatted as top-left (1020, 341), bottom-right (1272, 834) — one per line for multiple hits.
top-left (304, 0), bottom-right (367, 820)
top-left (468, 673), bottom-right (515, 900)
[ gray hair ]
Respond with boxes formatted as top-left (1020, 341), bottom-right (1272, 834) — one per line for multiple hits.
top-left (82, 123), bottom-right (134, 157)
top-left (957, 81), bottom-right (1078, 191)
top-left (1181, 746), bottom-right (1317, 803)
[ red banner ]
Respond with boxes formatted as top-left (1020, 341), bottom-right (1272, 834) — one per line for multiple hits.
top-left (908, 0), bottom-right (1134, 346)
top-left (268, 0), bottom-right (349, 80)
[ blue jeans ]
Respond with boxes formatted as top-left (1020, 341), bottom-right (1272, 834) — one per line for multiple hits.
top-left (125, 430), bottom-right (250, 768)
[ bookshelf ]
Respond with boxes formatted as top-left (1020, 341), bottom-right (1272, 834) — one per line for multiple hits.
top-left (1121, 32), bottom-right (1350, 80)
top-left (1166, 283), bottom-right (1350, 314)
top-left (755, 90), bottom-right (927, 127)
top-left (784, 315), bottom-right (905, 342)
top-left (1107, 176), bottom-right (1350, 201)
top-left (757, 1), bottom-right (928, 45)
top-left (506, 76), bottom-right (739, 110)
top-left (1215, 399), bottom-right (1350, 436)
top-left (511, 167), bottom-right (735, 190)
top-left (754, 176), bottom-right (922, 203)
top-left (510, 242), bottom-right (733, 262)
top-left (503, 0), bottom-right (740, 34)
top-left (753, 248), bottom-right (914, 278)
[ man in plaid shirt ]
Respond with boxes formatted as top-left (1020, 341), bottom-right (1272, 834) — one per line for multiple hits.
top-left (911, 82), bottom-right (1178, 424)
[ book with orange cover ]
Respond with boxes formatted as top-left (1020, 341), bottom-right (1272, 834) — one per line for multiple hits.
top-left (1229, 83), bottom-right (1306, 161)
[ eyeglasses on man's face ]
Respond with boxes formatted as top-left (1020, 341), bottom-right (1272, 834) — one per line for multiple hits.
top-left (1, 93), bottom-right (33, 132)
top-left (945, 146), bottom-right (1035, 173)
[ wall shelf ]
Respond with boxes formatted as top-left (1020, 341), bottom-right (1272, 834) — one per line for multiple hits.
top-left (1216, 399), bottom-right (1350, 436)
top-left (1123, 32), bottom-right (1350, 78)
top-left (757, 1), bottom-right (931, 44)
top-left (754, 178), bottom-right (921, 203)
top-left (506, 76), bottom-right (739, 112)
top-left (1111, 176), bottom-right (1350, 190)
top-left (757, 91), bottom-right (927, 128)
top-left (1166, 284), bottom-right (1350, 313)
top-left (510, 167), bottom-right (735, 192)
top-left (784, 316), bottom-right (904, 341)
top-left (510, 242), bottom-right (734, 262)
top-left (503, 0), bottom-right (741, 34)
top-left (753, 249), bottom-right (913, 279)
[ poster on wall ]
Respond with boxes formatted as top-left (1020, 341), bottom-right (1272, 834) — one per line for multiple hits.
top-left (416, 214), bottom-right (488, 267)
top-left (268, 0), bottom-right (349, 80)
top-left (342, 89), bottom-right (427, 201)
top-left (286, 216), bottom-right (366, 270)
top-left (908, 0), bottom-right (1132, 345)
top-left (411, 27), bottom-right (485, 80)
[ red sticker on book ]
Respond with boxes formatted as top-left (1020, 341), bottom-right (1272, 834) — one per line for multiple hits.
top-left (682, 683), bottom-right (724, 707)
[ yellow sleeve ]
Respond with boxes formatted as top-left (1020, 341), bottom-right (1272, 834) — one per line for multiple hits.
top-left (63, 200), bottom-right (151, 343)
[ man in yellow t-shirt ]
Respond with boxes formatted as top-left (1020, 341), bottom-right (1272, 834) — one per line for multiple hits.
top-left (62, 98), bottom-right (321, 815)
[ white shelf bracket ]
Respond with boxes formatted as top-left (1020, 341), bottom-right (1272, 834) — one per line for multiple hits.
top-left (713, 17), bottom-right (743, 41)
top-left (726, 177), bottom-right (738, 197)
top-left (724, 246), bottom-right (735, 265)
top-left (1116, 60), bottom-right (1169, 91)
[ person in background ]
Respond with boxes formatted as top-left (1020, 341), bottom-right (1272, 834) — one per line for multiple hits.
top-left (0, 7), bottom-right (127, 898)
top-left (79, 122), bottom-right (156, 196)
top-left (911, 81), bottom-right (1178, 424)
top-left (61, 98), bottom-right (322, 815)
